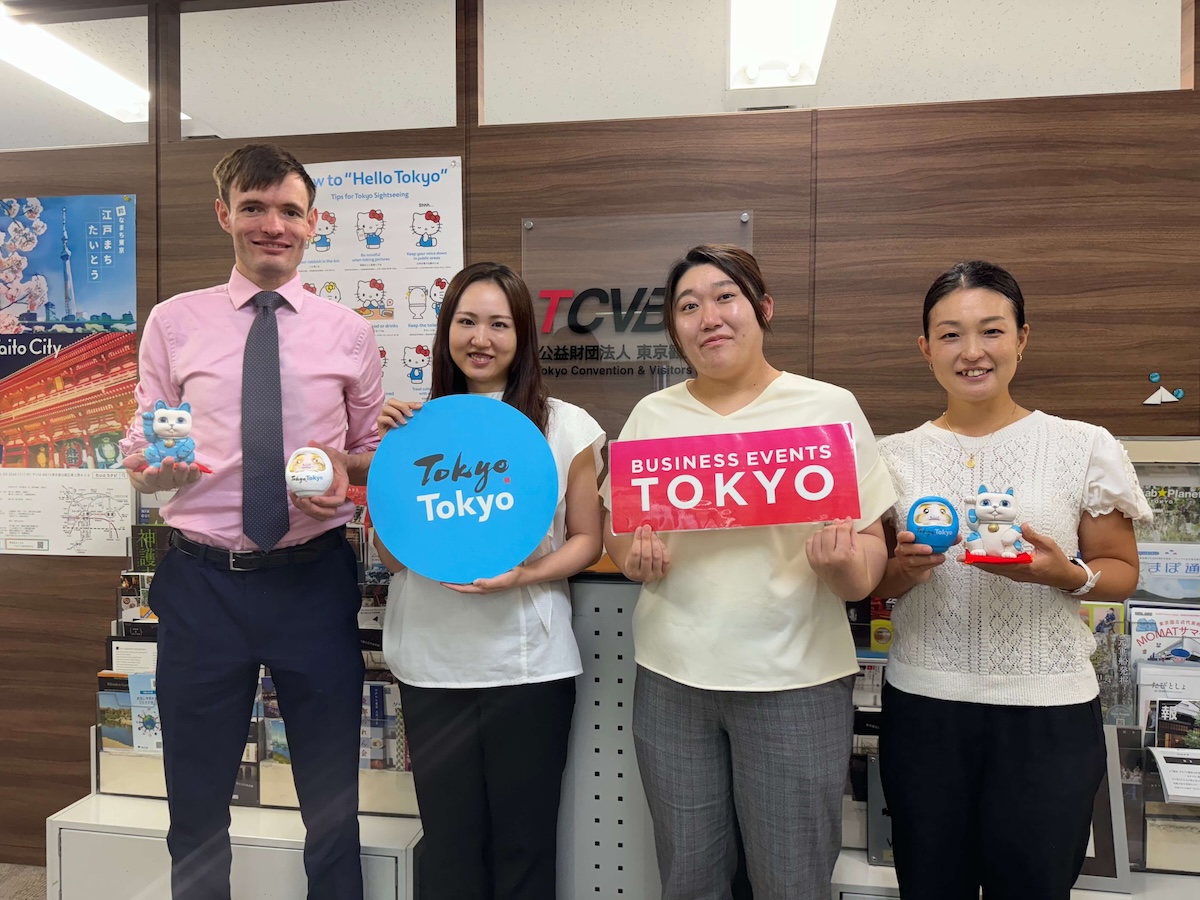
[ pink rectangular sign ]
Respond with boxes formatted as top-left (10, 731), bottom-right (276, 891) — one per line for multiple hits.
top-left (609, 423), bottom-right (861, 533)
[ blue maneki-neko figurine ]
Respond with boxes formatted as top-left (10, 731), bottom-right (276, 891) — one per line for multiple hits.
top-left (905, 496), bottom-right (960, 554)
top-left (139, 399), bottom-right (212, 473)
top-left (143, 400), bottom-right (196, 465)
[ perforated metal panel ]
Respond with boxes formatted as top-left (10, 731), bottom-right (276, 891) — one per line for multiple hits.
top-left (558, 575), bottom-right (661, 898)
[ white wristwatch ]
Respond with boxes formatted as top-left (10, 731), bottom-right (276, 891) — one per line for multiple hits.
top-left (1068, 557), bottom-right (1101, 596)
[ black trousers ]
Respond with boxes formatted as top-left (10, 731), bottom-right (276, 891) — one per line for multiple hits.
top-left (150, 537), bottom-right (365, 900)
top-left (399, 678), bottom-right (576, 900)
top-left (879, 681), bottom-right (1106, 900)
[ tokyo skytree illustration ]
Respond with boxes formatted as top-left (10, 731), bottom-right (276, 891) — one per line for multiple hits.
top-left (61, 207), bottom-right (78, 320)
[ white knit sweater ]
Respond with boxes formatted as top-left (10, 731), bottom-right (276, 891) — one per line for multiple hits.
top-left (877, 411), bottom-right (1152, 707)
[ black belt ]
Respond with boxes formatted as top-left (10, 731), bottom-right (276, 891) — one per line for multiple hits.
top-left (170, 527), bottom-right (345, 572)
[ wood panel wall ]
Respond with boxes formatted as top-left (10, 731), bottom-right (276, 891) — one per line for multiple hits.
top-left (0, 143), bottom-right (157, 866)
top-left (811, 90), bottom-right (1200, 438)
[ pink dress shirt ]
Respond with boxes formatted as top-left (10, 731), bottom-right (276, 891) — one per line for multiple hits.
top-left (120, 268), bottom-right (384, 550)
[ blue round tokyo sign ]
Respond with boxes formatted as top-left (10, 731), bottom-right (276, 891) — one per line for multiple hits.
top-left (367, 394), bottom-right (559, 584)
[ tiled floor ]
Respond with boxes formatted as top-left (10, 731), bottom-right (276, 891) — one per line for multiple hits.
top-left (0, 864), bottom-right (44, 900)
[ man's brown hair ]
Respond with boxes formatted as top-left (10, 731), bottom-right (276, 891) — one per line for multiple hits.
top-left (212, 143), bottom-right (317, 210)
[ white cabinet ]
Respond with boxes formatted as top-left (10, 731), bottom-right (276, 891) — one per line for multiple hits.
top-left (47, 794), bottom-right (421, 900)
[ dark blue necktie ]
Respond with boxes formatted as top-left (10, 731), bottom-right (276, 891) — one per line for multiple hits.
top-left (242, 291), bottom-right (290, 551)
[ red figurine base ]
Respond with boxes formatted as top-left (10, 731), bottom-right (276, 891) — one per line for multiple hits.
top-left (964, 552), bottom-right (1033, 566)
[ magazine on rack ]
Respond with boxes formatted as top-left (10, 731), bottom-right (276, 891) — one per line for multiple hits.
top-left (232, 704), bottom-right (261, 807)
top-left (1092, 630), bottom-right (1135, 726)
top-left (129, 523), bottom-right (173, 573)
top-left (128, 672), bottom-right (162, 755)
top-left (1136, 660), bottom-right (1200, 726)
top-left (117, 572), bottom-right (158, 637)
top-left (1126, 603), bottom-right (1200, 665)
top-left (1132, 463), bottom-right (1200, 602)
top-left (97, 672), bottom-right (133, 752)
top-left (106, 635), bottom-right (157, 674)
top-left (1145, 699), bottom-right (1200, 804)
top-left (1146, 747), bottom-right (1200, 804)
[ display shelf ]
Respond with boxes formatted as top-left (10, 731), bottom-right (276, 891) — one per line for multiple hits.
top-left (46, 793), bottom-right (422, 900)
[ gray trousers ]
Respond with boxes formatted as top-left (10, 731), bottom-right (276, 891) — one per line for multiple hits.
top-left (633, 666), bottom-right (855, 900)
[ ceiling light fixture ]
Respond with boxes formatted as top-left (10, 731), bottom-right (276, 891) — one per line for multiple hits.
top-left (0, 7), bottom-right (188, 123)
top-left (728, 0), bottom-right (838, 90)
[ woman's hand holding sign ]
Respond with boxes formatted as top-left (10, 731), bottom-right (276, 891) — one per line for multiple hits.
top-left (805, 517), bottom-right (888, 601)
top-left (377, 398), bottom-right (422, 438)
top-left (442, 566), bottom-right (526, 594)
top-left (622, 524), bottom-right (671, 584)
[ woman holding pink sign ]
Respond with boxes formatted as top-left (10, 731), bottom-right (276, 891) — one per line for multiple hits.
top-left (373, 262), bottom-right (605, 900)
top-left (601, 244), bottom-right (896, 899)
top-left (874, 260), bottom-right (1149, 900)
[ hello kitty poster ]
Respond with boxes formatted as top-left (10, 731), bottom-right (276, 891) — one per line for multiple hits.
top-left (298, 156), bottom-right (462, 403)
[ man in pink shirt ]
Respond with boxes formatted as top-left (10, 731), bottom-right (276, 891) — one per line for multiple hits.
top-left (119, 144), bottom-right (383, 900)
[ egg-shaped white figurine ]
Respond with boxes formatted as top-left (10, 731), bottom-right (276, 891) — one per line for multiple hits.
top-left (286, 447), bottom-right (334, 498)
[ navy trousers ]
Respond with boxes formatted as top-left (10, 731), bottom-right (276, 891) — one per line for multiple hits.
top-left (149, 535), bottom-right (365, 900)
top-left (879, 682), bottom-right (1106, 900)
top-left (398, 678), bottom-right (576, 900)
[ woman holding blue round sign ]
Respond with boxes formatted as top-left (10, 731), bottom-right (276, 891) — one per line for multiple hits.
top-left (601, 245), bottom-right (897, 899)
top-left (873, 261), bottom-right (1149, 900)
top-left (373, 262), bottom-right (605, 900)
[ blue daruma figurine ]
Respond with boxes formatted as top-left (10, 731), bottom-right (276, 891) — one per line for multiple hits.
top-left (906, 496), bottom-right (960, 553)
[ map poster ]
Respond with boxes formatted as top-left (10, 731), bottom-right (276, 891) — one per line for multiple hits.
top-left (297, 157), bottom-right (464, 404)
top-left (0, 468), bottom-right (131, 556)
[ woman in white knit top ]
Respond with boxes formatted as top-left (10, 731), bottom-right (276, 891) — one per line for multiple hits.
top-left (874, 261), bottom-right (1150, 900)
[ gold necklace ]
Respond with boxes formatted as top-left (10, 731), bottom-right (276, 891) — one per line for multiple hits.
top-left (941, 403), bottom-right (1018, 469)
